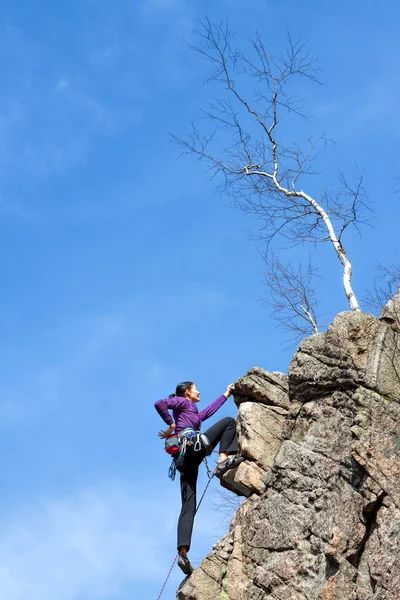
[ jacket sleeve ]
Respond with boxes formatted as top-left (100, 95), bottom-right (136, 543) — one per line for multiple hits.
top-left (198, 395), bottom-right (228, 422)
top-left (154, 397), bottom-right (186, 426)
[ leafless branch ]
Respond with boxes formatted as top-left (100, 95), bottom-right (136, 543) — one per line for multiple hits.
top-left (394, 176), bottom-right (400, 196)
top-left (261, 253), bottom-right (324, 347)
top-left (364, 264), bottom-right (400, 315)
top-left (209, 487), bottom-right (244, 528)
top-left (176, 19), bottom-right (369, 313)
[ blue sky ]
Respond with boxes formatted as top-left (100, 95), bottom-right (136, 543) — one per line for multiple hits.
top-left (0, 1), bottom-right (399, 598)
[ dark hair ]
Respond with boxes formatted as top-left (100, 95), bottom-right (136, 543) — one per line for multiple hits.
top-left (169, 381), bottom-right (193, 399)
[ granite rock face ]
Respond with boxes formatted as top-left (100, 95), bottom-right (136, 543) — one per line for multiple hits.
top-left (220, 367), bottom-right (290, 498)
top-left (178, 301), bottom-right (400, 600)
top-left (379, 287), bottom-right (400, 333)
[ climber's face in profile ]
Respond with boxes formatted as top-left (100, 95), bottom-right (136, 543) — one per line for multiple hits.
top-left (185, 383), bottom-right (201, 403)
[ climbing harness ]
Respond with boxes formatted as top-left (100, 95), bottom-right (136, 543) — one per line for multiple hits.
top-left (177, 428), bottom-right (212, 456)
top-left (167, 428), bottom-right (212, 481)
top-left (156, 457), bottom-right (215, 600)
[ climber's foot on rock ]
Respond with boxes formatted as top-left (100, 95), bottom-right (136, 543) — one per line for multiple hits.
top-left (178, 554), bottom-right (194, 576)
top-left (214, 456), bottom-right (244, 476)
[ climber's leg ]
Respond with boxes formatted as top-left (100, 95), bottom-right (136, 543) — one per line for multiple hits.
top-left (204, 417), bottom-right (244, 476)
top-left (177, 461), bottom-right (199, 552)
top-left (203, 416), bottom-right (238, 459)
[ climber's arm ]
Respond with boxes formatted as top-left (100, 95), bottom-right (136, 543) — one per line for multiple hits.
top-left (198, 384), bottom-right (235, 422)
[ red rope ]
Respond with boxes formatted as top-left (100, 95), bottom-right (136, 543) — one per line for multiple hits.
top-left (156, 552), bottom-right (178, 600)
top-left (156, 474), bottom-right (215, 600)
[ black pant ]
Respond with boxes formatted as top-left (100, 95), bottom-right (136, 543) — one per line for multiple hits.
top-left (177, 417), bottom-right (238, 551)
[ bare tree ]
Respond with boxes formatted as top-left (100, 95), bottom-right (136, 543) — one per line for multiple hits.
top-left (174, 19), bottom-right (370, 314)
top-left (364, 263), bottom-right (400, 315)
top-left (209, 487), bottom-right (244, 528)
top-left (262, 254), bottom-right (322, 346)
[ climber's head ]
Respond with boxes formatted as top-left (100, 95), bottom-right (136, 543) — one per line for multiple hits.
top-left (171, 381), bottom-right (200, 403)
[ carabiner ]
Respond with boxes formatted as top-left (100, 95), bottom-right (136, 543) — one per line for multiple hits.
top-left (194, 433), bottom-right (202, 452)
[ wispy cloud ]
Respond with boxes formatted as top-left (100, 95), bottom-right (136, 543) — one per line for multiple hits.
top-left (0, 18), bottom-right (142, 188)
top-left (0, 368), bottom-right (60, 428)
top-left (0, 277), bottom-right (234, 429)
top-left (0, 312), bottom-right (127, 428)
top-left (0, 480), bottom-right (175, 600)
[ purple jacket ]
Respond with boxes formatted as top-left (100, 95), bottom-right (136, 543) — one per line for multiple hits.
top-left (154, 394), bottom-right (228, 433)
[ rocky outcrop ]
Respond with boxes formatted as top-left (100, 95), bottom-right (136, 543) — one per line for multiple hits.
top-left (220, 368), bottom-right (290, 498)
top-left (178, 301), bottom-right (400, 600)
top-left (379, 287), bottom-right (400, 333)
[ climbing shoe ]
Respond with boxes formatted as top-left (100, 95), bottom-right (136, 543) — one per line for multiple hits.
top-left (214, 455), bottom-right (244, 476)
top-left (177, 555), bottom-right (194, 576)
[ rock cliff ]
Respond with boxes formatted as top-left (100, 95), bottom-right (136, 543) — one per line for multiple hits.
top-left (178, 293), bottom-right (400, 600)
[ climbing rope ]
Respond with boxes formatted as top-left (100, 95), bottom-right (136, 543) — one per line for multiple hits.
top-left (156, 552), bottom-right (179, 600)
top-left (194, 465), bottom-right (214, 515)
top-left (156, 466), bottom-right (215, 600)
top-left (203, 456), bottom-right (213, 479)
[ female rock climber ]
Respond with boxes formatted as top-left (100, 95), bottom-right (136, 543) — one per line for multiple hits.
top-left (154, 381), bottom-right (243, 576)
